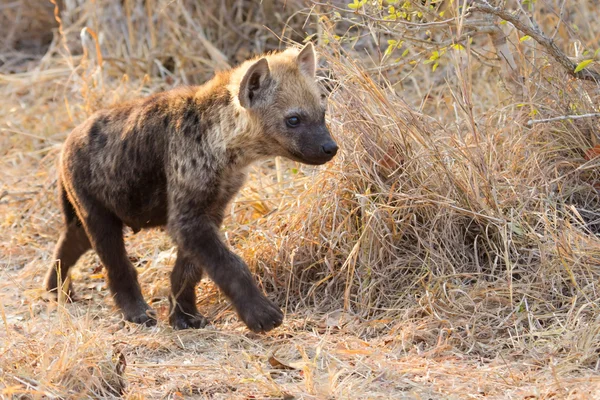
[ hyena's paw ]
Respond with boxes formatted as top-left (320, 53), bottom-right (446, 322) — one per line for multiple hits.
top-left (170, 310), bottom-right (209, 330)
top-left (237, 295), bottom-right (283, 333)
top-left (122, 301), bottom-right (157, 327)
top-left (43, 285), bottom-right (78, 303)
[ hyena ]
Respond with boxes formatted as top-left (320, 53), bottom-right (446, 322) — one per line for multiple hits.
top-left (45, 43), bottom-right (338, 332)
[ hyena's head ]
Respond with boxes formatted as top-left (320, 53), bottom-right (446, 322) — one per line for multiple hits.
top-left (236, 43), bottom-right (338, 165)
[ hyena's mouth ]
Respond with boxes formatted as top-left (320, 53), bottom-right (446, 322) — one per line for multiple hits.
top-left (287, 148), bottom-right (336, 166)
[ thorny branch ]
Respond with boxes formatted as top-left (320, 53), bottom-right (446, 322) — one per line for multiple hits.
top-left (313, 0), bottom-right (599, 86)
top-left (311, 0), bottom-right (496, 54)
top-left (470, 0), bottom-right (600, 83)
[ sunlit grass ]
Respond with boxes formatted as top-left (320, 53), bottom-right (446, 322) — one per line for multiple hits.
top-left (1, 0), bottom-right (600, 398)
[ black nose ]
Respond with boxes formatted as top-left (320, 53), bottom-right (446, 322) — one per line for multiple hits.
top-left (321, 141), bottom-right (338, 156)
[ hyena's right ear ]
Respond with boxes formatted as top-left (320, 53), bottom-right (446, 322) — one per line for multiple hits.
top-left (239, 58), bottom-right (271, 109)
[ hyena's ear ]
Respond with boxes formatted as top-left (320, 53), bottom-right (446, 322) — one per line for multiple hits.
top-left (296, 42), bottom-right (317, 78)
top-left (239, 58), bottom-right (271, 109)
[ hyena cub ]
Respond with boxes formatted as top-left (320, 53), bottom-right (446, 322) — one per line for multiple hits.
top-left (45, 43), bottom-right (337, 332)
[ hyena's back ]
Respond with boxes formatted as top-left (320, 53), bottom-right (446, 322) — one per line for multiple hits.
top-left (61, 84), bottom-right (222, 231)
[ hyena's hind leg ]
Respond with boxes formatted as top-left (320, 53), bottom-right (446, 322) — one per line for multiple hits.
top-left (169, 250), bottom-right (209, 329)
top-left (74, 193), bottom-right (157, 326)
top-left (45, 183), bottom-right (91, 300)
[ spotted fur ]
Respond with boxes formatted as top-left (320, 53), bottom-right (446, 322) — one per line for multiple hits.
top-left (45, 43), bottom-right (337, 332)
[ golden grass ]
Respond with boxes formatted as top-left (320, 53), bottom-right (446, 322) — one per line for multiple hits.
top-left (1, 0), bottom-right (600, 398)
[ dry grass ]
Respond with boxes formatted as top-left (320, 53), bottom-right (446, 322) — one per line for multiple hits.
top-left (2, 0), bottom-right (600, 398)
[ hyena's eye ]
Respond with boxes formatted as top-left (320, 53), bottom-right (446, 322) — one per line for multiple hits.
top-left (286, 116), bottom-right (301, 128)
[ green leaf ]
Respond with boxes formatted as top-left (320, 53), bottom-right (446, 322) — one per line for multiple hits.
top-left (424, 50), bottom-right (440, 64)
top-left (519, 35), bottom-right (531, 42)
top-left (574, 59), bottom-right (594, 73)
top-left (510, 222), bottom-right (524, 236)
top-left (348, 0), bottom-right (366, 10)
top-left (451, 43), bottom-right (465, 51)
top-left (384, 45), bottom-right (394, 57)
top-left (401, 48), bottom-right (409, 57)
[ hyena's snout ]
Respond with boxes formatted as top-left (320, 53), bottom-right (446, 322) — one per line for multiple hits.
top-left (320, 138), bottom-right (338, 157)
top-left (315, 126), bottom-right (338, 163)
top-left (297, 125), bottom-right (338, 165)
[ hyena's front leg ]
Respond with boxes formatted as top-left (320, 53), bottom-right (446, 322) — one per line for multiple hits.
top-left (169, 250), bottom-right (209, 329)
top-left (170, 214), bottom-right (283, 333)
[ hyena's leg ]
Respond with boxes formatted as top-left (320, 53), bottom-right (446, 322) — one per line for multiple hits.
top-left (45, 183), bottom-right (91, 300)
top-left (170, 213), bottom-right (283, 333)
top-left (79, 198), bottom-right (156, 326)
top-left (169, 250), bottom-right (209, 329)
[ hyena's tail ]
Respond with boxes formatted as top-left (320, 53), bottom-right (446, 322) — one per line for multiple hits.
top-left (58, 178), bottom-right (78, 226)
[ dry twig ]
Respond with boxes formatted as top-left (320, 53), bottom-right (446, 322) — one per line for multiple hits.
top-left (527, 112), bottom-right (600, 126)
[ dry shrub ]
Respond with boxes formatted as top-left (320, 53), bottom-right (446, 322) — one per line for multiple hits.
top-left (2, 0), bottom-right (600, 398)
top-left (0, 0), bottom-right (57, 68)
top-left (232, 0), bottom-right (600, 368)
